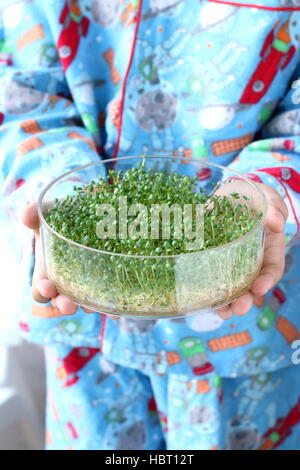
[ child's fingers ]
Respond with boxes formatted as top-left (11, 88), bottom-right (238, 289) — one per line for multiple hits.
top-left (32, 251), bottom-right (54, 303)
top-left (32, 287), bottom-right (51, 304)
top-left (265, 197), bottom-right (288, 234)
top-left (81, 307), bottom-right (96, 313)
top-left (36, 278), bottom-right (59, 299)
top-left (21, 202), bottom-right (40, 237)
top-left (251, 231), bottom-right (285, 297)
top-left (33, 266), bottom-right (78, 314)
top-left (32, 274), bottom-right (58, 303)
top-left (22, 202), bottom-right (49, 302)
top-left (230, 291), bottom-right (254, 316)
top-left (52, 295), bottom-right (78, 316)
top-left (216, 291), bottom-right (253, 319)
top-left (31, 224), bottom-right (53, 303)
top-left (23, 202), bottom-right (79, 315)
top-left (216, 305), bottom-right (233, 320)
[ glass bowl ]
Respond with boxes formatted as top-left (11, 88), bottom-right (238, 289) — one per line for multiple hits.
top-left (37, 156), bottom-right (267, 319)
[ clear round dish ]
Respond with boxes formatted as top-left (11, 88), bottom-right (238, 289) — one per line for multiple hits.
top-left (38, 156), bottom-right (267, 319)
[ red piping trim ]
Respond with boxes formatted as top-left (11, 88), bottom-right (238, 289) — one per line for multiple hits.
top-left (226, 171), bottom-right (300, 232)
top-left (257, 170), bottom-right (300, 232)
top-left (112, 0), bottom-right (143, 158)
top-left (101, 1), bottom-right (143, 351)
top-left (207, 0), bottom-right (300, 10)
top-left (99, 314), bottom-right (107, 354)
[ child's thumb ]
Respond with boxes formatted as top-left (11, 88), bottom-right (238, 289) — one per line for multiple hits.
top-left (21, 202), bottom-right (40, 237)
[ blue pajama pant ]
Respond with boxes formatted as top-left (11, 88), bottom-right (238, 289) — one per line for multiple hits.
top-left (44, 344), bottom-right (300, 450)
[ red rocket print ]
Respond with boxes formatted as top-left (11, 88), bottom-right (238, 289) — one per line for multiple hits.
top-left (273, 287), bottom-right (286, 305)
top-left (257, 167), bottom-right (300, 194)
top-left (0, 53), bottom-right (13, 66)
top-left (57, 0), bottom-right (90, 71)
top-left (282, 139), bottom-right (295, 152)
top-left (240, 20), bottom-right (296, 104)
top-left (148, 397), bottom-right (158, 415)
top-left (257, 166), bottom-right (300, 231)
top-left (197, 168), bottom-right (212, 182)
top-left (193, 362), bottom-right (214, 376)
top-left (15, 178), bottom-right (25, 190)
top-left (55, 347), bottom-right (99, 387)
top-left (19, 321), bottom-right (30, 332)
top-left (259, 397), bottom-right (300, 449)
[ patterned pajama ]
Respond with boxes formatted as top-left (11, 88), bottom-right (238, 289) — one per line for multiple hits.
top-left (44, 344), bottom-right (300, 450)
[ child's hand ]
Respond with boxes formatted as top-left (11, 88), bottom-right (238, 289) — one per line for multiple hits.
top-left (22, 203), bottom-right (94, 317)
top-left (214, 180), bottom-right (288, 319)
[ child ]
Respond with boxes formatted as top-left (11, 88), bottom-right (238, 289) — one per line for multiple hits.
top-left (1, 0), bottom-right (300, 450)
